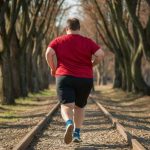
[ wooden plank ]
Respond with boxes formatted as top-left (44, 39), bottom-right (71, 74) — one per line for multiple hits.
top-left (91, 98), bottom-right (117, 126)
top-left (116, 122), bottom-right (131, 142)
top-left (132, 139), bottom-right (146, 150)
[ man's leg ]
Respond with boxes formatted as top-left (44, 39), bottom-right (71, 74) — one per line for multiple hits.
top-left (56, 76), bottom-right (76, 144)
top-left (61, 103), bottom-right (74, 121)
top-left (73, 105), bottom-right (84, 128)
top-left (61, 103), bottom-right (74, 144)
top-left (72, 78), bottom-right (92, 142)
top-left (73, 105), bottom-right (85, 142)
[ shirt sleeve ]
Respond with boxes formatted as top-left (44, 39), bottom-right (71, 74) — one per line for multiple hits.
top-left (48, 39), bottom-right (58, 51)
top-left (89, 39), bottom-right (100, 54)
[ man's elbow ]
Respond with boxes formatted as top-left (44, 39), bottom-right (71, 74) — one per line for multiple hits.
top-left (45, 47), bottom-right (55, 60)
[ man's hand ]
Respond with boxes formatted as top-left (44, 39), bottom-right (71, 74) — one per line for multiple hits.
top-left (51, 69), bottom-right (56, 76)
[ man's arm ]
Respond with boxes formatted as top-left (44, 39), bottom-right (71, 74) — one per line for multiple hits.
top-left (92, 48), bottom-right (105, 66)
top-left (45, 47), bottom-right (57, 76)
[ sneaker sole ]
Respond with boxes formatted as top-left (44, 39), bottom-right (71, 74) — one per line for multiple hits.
top-left (73, 137), bottom-right (82, 143)
top-left (64, 124), bottom-right (73, 144)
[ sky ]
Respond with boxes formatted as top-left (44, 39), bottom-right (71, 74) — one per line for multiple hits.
top-left (63, 0), bottom-right (82, 18)
top-left (56, 0), bottom-right (83, 27)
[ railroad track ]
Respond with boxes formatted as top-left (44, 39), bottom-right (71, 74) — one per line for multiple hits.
top-left (12, 97), bottom-right (146, 150)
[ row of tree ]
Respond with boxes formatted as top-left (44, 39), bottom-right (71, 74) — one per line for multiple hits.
top-left (0, 0), bottom-right (150, 104)
top-left (82, 0), bottom-right (150, 94)
top-left (0, 0), bottom-right (65, 104)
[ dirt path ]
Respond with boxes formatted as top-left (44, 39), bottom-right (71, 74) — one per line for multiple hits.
top-left (28, 100), bottom-right (129, 150)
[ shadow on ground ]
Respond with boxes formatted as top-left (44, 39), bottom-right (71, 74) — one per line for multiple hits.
top-left (92, 87), bottom-right (150, 149)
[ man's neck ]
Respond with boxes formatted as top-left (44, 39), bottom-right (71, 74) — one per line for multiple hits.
top-left (67, 30), bottom-right (80, 35)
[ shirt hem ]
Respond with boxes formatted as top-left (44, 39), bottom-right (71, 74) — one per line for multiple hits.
top-left (55, 74), bottom-right (93, 79)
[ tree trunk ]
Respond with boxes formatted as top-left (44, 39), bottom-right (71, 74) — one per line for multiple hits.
top-left (10, 30), bottom-right (21, 98)
top-left (41, 53), bottom-right (50, 89)
top-left (131, 48), bottom-right (150, 94)
top-left (0, 64), bottom-right (4, 104)
top-left (19, 52), bottom-right (28, 97)
top-left (38, 52), bottom-right (45, 90)
top-left (121, 64), bottom-right (127, 91)
top-left (31, 37), bottom-right (41, 93)
top-left (1, 50), bottom-right (14, 104)
top-left (120, 55), bottom-right (132, 92)
top-left (125, 60), bottom-right (132, 92)
top-left (31, 57), bottom-right (39, 93)
top-left (26, 41), bottom-right (33, 92)
top-left (113, 56), bottom-right (122, 88)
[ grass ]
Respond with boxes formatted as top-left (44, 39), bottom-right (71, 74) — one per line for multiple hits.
top-left (28, 89), bottom-right (56, 98)
top-left (0, 87), bottom-right (56, 123)
top-left (0, 111), bottom-right (19, 122)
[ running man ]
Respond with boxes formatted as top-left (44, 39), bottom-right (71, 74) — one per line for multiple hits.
top-left (45, 18), bottom-right (104, 144)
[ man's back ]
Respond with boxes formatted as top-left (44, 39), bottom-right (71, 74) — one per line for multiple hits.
top-left (49, 34), bottom-right (100, 78)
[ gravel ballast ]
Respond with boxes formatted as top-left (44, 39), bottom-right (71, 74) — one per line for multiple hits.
top-left (28, 100), bottom-right (130, 150)
top-left (0, 97), bottom-right (57, 150)
top-left (92, 86), bottom-right (150, 150)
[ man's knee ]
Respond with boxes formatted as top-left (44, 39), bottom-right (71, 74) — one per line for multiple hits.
top-left (74, 105), bottom-right (84, 110)
top-left (61, 103), bottom-right (75, 109)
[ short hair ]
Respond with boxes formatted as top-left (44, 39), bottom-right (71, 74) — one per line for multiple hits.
top-left (66, 18), bottom-right (80, 31)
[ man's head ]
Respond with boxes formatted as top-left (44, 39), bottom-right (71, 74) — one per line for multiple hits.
top-left (66, 18), bottom-right (80, 33)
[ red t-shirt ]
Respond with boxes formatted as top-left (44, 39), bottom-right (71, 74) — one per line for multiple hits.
top-left (48, 34), bottom-right (100, 78)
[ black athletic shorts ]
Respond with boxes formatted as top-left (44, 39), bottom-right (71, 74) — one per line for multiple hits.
top-left (56, 75), bottom-right (93, 108)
